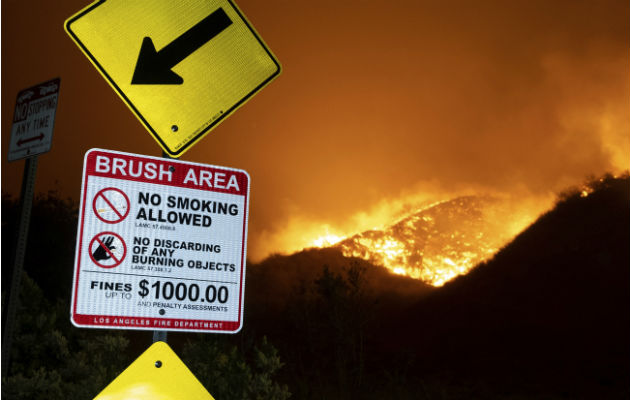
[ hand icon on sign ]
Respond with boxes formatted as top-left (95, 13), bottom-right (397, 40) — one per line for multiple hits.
top-left (92, 235), bottom-right (117, 261)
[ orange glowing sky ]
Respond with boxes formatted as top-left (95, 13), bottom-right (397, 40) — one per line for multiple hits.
top-left (2, 0), bottom-right (628, 260)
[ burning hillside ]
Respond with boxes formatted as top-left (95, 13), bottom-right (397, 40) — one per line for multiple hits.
top-left (311, 196), bottom-right (541, 286)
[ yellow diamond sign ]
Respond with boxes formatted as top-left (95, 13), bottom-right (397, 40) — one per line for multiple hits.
top-left (65, 0), bottom-right (281, 157)
top-left (93, 341), bottom-right (214, 400)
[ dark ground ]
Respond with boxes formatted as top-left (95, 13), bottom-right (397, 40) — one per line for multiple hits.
top-left (2, 174), bottom-right (629, 399)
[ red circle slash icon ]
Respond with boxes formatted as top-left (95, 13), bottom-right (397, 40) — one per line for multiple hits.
top-left (89, 232), bottom-right (127, 269)
top-left (93, 187), bottom-right (130, 224)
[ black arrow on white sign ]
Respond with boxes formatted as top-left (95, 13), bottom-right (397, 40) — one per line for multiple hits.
top-left (17, 133), bottom-right (44, 146)
top-left (131, 7), bottom-right (232, 85)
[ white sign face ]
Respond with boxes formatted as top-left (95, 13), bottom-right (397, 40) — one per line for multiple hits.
top-left (71, 149), bottom-right (250, 333)
top-left (8, 78), bottom-right (61, 161)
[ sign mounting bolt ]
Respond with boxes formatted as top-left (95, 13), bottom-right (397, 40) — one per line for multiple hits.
top-left (171, 125), bottom-right (178, 132)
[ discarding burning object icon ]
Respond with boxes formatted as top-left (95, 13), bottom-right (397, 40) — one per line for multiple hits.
top-left (89, 232), bottom-right (127, 269)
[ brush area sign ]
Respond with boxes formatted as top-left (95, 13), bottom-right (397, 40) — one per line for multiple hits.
top-left (71, 149), bottom-right (250, 333)
top-left (65, 0), bottom-right (280, 158)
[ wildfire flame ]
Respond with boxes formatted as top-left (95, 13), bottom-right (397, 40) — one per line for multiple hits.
top-left (311, 234), bottom-right (344, 248)
top-left (309, 195), bottom-right (544, 287)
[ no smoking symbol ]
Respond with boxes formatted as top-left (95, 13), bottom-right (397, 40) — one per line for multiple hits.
top-left (93, 187), bottom-right (130, 224)
top-left (89, 232), bottom-right (127, 268)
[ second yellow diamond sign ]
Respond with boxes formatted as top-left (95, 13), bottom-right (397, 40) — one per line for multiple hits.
top-left (66, 0), bottom-right (281, 157)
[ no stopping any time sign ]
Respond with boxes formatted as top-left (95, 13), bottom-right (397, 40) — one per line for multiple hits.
top-left (71, 149), bottom-right (250, 333)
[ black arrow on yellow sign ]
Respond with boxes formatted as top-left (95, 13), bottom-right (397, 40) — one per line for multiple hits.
top-left (131, 8), bottom-right (233, 85)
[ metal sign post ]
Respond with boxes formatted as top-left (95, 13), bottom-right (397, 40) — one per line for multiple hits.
top-left (1, 156), bottom-right (39, 378)
top-left (2, 78), bottom-right (60, 378)
top-left (152, 150), bottom-right (173, 344)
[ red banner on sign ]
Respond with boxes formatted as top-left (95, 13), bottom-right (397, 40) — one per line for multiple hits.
top-left (84, 149), bottom-right (248, 196)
